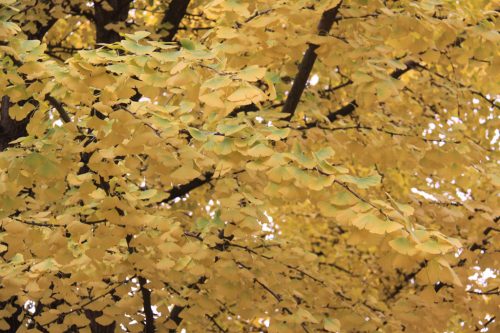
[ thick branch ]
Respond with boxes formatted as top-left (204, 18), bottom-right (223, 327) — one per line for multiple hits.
top-left (163, 171), bottom-right (214, 203)
top-left (167, 305), bottom-right (185, 333)
top-left (94, 0), bottom-right (133, 43)
top-left (0, 96), bottom-right (30, 152)
top-left (161, 0), bottom-right (191, 42)
top-left (139, 276), bottom-right (155, 333)
top-left (282, 1), bottom-right (343, 121)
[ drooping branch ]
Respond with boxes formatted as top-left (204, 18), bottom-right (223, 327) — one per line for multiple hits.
top-left (39, 279), bottom-right (129, 328)
top-left (161, 0), bottom-right (191, 42)
top-left (282, 1), bottom-right (343, 121)
top-left (226, 60), bottom-right (424, 122)
top-left (326, 60), bottom-right (418, 122)
top-left (414, 63), bottom-right (499, 110)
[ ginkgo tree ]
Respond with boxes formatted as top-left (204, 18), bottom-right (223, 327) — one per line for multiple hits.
top-left (0, 0), bottom-right (498, 332)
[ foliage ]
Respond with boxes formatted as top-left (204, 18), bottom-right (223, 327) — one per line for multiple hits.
top-left (0, 0), bottom-right (498, 332)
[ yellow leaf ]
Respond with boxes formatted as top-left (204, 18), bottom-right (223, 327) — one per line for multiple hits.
top-left (200, 91), bottom-right (225, 108)
top-left (353, 213), bottom-right (402, 234)
top-left (296, 308), bottom-right (319, 324)
top-left (170, 162), bottom-right (201, 182)
top-left (389, 237), bottom-right (417, 255)
top-left (324, 317), bottom-right (341, 332)
top-left (236, 65), bottom-right (266, 82)
top-left (227, 86), bottom-right (264, 103)
top-left (247, 143), bottom-right (274, 157)
top-left (95, 315), bottom-right (114, 326)
top-left (416, 239), bottom-right (452, 254)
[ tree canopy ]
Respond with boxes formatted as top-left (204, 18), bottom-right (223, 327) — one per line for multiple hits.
top-left (0, 0), bottom-right (499, 332)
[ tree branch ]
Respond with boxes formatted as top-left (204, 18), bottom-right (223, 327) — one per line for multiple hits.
top-left (161, 0), bottom-right (191, 42)
top-left (385, 261), bottom-right (427, 301)
top-left (94, 0), bottom-right (133, 43)
top-left (138, 276), bottom-right (155, 333)
top-left (254, 278), bottom-right (282, 302)
top-left (167, 304), bottom-right (184, 333)
top-left (206, 314), bottom-right (227, 333)
top-left (326, 60), bottom-right (418, 122)
top-left (282, 1), bottom-right (343, 121)
top-left (0, 95), bottom-right (30, 152)
top-left (162, 171), bottom-right (214, 203)
top-left (45, 95), bottom-right (71, 123)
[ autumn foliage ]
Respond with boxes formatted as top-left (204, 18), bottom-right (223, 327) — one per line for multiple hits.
top-left (0, 0), bottom-right (499, 332)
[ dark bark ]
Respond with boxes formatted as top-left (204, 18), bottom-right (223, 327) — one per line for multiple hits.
top-left (282, 1), bottom-right (343, 121)
top-left (25, 17), bottom-right (58, 41)
top-left (94, 0), bottom-right (133, 43)
top-left (46, 95), bottom-right (72, 123)
top-left (1, 0), bottom-right (60, 151)
top-left (326, 101), bottom-right (358, 122)
top-left (162, 172), bottom-right (214, 204)
top-left (0, 96), bottom-right (30, 152)
top-left (161, 0), bottom-right (191, 42)
top-left (390, 61), bottom-right (418, 80)
top-left (79, 3), bottom-right (134, 330)
top-left (385, 261), bottom-right (427, 301)
top-left (84, 310), bottom-right (117, 333)
top-left (138, 276), bottom-right (155, 333)
top-left (17, 0), bottom-right (58, 40)
top-left (0, 296), bottom-right (23, 333)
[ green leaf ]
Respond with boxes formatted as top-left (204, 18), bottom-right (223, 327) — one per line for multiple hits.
top-left (337, 174), bottom-right (381, 189)
top-left (236, 65), bottom-right (266, 82)
top-left (353, 213), bottom-right (402, 234)
top-left (25, 153), bottom-right (59, 178)
top-left (196, 217), bottom-right (210, 231)
top-left (330, 191), bottom-right (357, 206)
top-left (31, 258), bottom-right (56, 272)
top-left (227, 86), bottom-right (263, 103)
top-left (266, 127), bottom-right (290, 140)
top-left (19, 40), bottom-right (40, 53)
top-left (213, 210), bottom-right (224, 228)
top-left (324, 317), bottom-right (341, 332)
top-left (216, 123), bottom-right (247, 136)
top-left (415, 239), bottom-right (452, 254)
top-left (120, 40), bottom-right (155, 55)
top-left (389, 237), bottom-right (417, 255)
top-left (201, 76), bottom-right (233, 90)
top-left (124, 31), bottom-right (151, 41)
top-left (106, 63), bottom-right (130, 74)
top-left (137, 189), bottom-right (157, 200)
top-left (290, 143), bottom-right (316, 169)
top-left (247, 143), bottom-right (274, 157)
top-left (314, 147), bottom-right (335, 161)
top-left (188, 127), bottom-right (208, 141)
top-left (180, 39), bottom-right (196, 50)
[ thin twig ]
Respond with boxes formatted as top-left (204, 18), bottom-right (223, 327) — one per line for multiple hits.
top-left (254, 278), bottom-right (282, 302)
